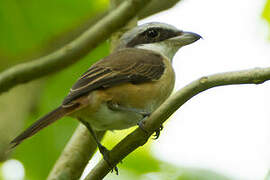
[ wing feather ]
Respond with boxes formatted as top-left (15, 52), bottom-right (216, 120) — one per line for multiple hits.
top-left (62, 48), bottom-right (165, 105)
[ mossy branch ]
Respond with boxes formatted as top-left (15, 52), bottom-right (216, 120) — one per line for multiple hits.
top-left (84, 67), bottom-right (270, 179)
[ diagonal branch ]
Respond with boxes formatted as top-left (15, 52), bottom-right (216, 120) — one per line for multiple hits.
top-left (0, 0), bottom-right (152, 95)
top-left (85, 67), bottom-right (270, 179)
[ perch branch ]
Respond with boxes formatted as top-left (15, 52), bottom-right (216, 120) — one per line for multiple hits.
top-left (85, 67), bottom-right (270, 179)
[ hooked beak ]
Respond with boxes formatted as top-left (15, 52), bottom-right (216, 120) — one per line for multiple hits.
top-left (169, 31), bottom-right (202, 47)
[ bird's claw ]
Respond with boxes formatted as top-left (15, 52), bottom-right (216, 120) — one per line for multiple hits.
top-left (137, 113), bottom-right (151, 134)
top-left (153, 125), bottom-right (163, 140)
top-left (111, 166), bottom-right (119, 175)
top-left (99, 145), bottom-right (119, 175)
top-left (141, 112), bottom-right (151, 118)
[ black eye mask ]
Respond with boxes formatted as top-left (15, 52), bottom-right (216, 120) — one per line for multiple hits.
top-left (127, 27), bottom-right (181, 47)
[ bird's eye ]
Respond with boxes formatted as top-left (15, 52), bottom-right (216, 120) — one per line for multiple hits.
top-left (146, 29), bottom-right (159, 38)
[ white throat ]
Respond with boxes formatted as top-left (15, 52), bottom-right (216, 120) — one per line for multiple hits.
top-left (135, 42), bottom-right (180, 61)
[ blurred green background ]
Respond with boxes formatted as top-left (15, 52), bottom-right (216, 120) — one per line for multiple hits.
top-left (0, 0), bottom-right (269, 179)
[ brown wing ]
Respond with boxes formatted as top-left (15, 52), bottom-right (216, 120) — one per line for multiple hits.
top-left (62, 48), bottom-right (165, 105)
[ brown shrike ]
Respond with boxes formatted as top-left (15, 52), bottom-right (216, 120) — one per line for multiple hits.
top-left (10, 22), bottom-right (201, 171)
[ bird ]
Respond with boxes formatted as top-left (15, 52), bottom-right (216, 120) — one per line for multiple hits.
top-left (10, 22), bottom-right (201, 172)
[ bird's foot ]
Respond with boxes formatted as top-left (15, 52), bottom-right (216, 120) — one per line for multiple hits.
top-left (99, 145), bottom-right (119, 175)
top-left (153, 125), bottom-right (163, 140)
top-left (137, 116), bottom-right (163, 140)
top-left (79, 119), bottom-right (119, 174)
top-left (137, 114), bottom-right (151, 134)
top-left (140, 111), bottom-right (151, 118)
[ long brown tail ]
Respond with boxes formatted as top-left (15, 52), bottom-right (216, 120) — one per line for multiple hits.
top-left (10, 104), bottom-right (78, 149)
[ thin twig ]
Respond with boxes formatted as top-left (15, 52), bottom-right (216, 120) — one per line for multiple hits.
top-left (85, 67), bottom-right (270, 179)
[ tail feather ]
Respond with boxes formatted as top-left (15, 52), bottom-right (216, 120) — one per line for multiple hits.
top-left (10, 104), bottom-right (78, 149)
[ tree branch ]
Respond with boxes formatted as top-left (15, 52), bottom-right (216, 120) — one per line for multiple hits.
top-left (84, 67), bottom-right (270, 179)
top-left (138, 0), bottom-right (182, 19)
top-left (110, 0), bottom-right (182, 19)
top-left (0, 0), bottom-right (152, 95)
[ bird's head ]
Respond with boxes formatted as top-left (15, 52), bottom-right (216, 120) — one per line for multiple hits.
top-left (117, 22), bottom-right (201, 60)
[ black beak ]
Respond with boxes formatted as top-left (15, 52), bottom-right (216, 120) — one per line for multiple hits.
top-left (169, 31), bottom-right (202, 46)
top-left (182, 31), bottom-right (202, 40)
